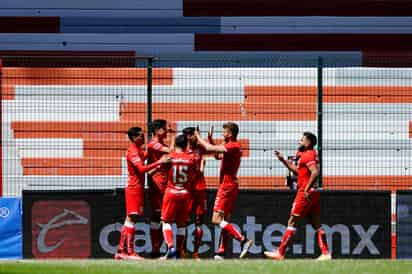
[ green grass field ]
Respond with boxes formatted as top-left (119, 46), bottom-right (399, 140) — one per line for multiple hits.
top-left (0, 260), bottom-right (411, 274)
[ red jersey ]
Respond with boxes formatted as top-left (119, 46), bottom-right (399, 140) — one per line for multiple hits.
top-left (187, 146), bottom-right (207, 190)
top-left (147, 138), bottom-right (169, 176)
top-left (166, 152), bottom-right (196, 194)
top-left (220, 141), bottom-right (242, 183)
top-left (126, 143), bottom-right (159, 188)
top-left (297, 149), bottom-right (319, 191)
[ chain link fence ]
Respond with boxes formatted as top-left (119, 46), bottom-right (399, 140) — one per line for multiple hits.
top-left (1, 56), bottom-right (411, 196)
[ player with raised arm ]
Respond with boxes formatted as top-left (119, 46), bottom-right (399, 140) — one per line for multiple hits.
top-left (194, 122), bottom-right (253, 259)
top-left (147, 119), bottom-right (175, 258)
top-left (161, 134), bottom-right (197, 259)
top-left (182, 126), bottom-right (209, 259)
top-left (264, 132), bottom-right (331, 260)
top-left (114, 127), bottom-right (171, 260)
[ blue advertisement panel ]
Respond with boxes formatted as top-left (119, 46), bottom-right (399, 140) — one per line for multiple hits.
top-left (0, 198), bottom-right (23, 259)
top-left (397, 191), bottom-right (412, 258)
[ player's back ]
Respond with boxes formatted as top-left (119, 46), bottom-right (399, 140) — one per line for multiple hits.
top-left (147, 138), bottom-right (168, 174)
top-left (220, 141), bottom-right (242, 182)
top-left (126, 143), bottom-right (146, 188)
top-left (167, 152), bottom-right (196, 194)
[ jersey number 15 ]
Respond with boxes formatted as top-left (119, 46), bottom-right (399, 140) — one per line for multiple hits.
top-left (173, 165), bottom-right (188, 185)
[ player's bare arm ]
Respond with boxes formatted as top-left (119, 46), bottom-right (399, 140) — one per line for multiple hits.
top-left (194, 131), bottom-right (226, 153)
top-left (204, 125), bottom-right (223, 159)
top-left (207, 125), bottom-right (215, 144)
top-left (134, 154), bottom-right (172, 174)
top-left (303, 164), bottom-right (320, 201)
top-left (167, 124), bottom-right (176, 150)
top-left (274, 150), bottom-right (298, 174)
top-left (199, 159), bottom-right (205, 174)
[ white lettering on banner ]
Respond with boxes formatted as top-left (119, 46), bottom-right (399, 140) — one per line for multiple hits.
top-left (99, 223), bottom-right (121, 254)
top-left (262, 223), bottom-right (285, 251)
top-left (305, 224), bottom-right (351, 254)
top-left (352, 225), bottom-right (380, 255)
top-left (37, 209), bottom-right (88, 253)
top-left (98, 216), bottom-right (381, 255)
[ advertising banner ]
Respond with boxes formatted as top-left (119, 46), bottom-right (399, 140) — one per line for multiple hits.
top-left (0, 198), bottom-right (22, 259)
top-left (397, 191), bottom-right (412, 258)
top-left (23, 190), bottom-right (390, 259)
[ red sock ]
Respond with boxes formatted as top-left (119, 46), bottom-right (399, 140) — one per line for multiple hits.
top-left (150, 222), bottom-right (162, 253)
top-left (317, 229), bottom-right (329, 255)
top-left (217, 230), bottom-right (228, 254)
top-left (125, 226), bottom-right (135, 255)
top-left (117, 226), bottom-right (127, 253)
top-left (221, 221), bottom-right (245, 242)
top-left (194, 226), bottom-right (203, 253)
top-left (278, 227), bottom-right (296, 256)
top-left (162, 223), bottom-right (174, 249)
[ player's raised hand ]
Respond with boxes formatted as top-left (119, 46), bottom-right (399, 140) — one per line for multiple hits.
top-left (194, 126), bottom-right (201, 138)
top-left (274, 150), bottom-right (284, 161)
top-left (208, 125), bottom-right (214, 140)
top-left (167, 124), bottom-right (176, 134)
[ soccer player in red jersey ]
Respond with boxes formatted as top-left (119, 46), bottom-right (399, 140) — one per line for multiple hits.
top-left (161, 134), bottom-right (197, 259)
top-left (264, 132), bottom-right (331, 260)
top-left (182, 127), bottom-right (208, 259)
top-left (114, 127), bottom-right (171, 260)
top-left (147, 119), bottom-right (175, 258)
top-left (194, 122), bottom-right (253, 259)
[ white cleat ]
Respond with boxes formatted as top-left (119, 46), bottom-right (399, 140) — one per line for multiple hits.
top-left (214, 254), bottom-right (225, 260)
top-left (316, 253), bottom-right (332, 261)
top-left (239, 239), bottom-right (253, 259)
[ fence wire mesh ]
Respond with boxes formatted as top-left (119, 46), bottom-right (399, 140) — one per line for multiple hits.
top-left (1, 56), bottom-right (411, 196)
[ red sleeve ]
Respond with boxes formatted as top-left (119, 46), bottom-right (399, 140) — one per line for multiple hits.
top-left (223, 142), bottom-right (237, 155)
top-left (150, 141), bottom-right (166, 152)
top-left (302, 152), bottom-right (317, 168)
top-left (128, 151), bottom-right (160, 173)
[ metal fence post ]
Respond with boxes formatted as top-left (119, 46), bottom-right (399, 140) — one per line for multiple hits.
top-left (317, 56), bottom-right (323, 188)
top-left (147, 57), bottom-right (153, 141)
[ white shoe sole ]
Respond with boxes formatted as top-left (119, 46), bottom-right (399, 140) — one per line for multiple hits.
top-left (239, 240), bottom-right (253, 259)
top-left (316, 254), bottom-right (332, 261)
top-left (214, 255), bottom-right (224, 260)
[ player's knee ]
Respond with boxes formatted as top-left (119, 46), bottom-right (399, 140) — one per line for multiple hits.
top-left (212, 211), bottom-right (223, 225)
top-left (311, 220), bottom-right (321, 230)
top-left (288, 215), bottom-right (299, 227)
top-left (128, 214), bottom-right (140, 223)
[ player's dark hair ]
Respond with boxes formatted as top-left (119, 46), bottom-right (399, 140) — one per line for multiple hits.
top-left (223, 122), bottom-right (239, 139)
top-left (127, 127), bottom-right (143, 142)
top-left (182, 127), bottom-right (195, 136)
top-left (175, 134), bottom-right (188, 149)
top-left (303, 131), bottom-right (317, 147)
top-left (149, 119), bottom-right (167, 134)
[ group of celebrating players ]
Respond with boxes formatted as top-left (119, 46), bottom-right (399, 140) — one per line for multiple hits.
top-left (114, 119), bottom-right (332, 261)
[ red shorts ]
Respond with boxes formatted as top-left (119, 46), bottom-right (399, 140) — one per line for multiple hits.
top-left (213, 180), bottom-right (239, 216)
top-left (291, 190), bottom-right (321, 217)
top-left (149, 172), bottom-right (167, 215)
top-left (125, 186), bottom-right (145, 216)
top-left (161, 189), bottom-right (191, 224)
top-left (189, 188), bottom-right (207, 216)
